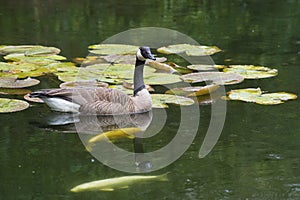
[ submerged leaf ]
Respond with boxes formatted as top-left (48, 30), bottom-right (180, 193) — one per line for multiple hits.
top-left (222, 65), bottom-right (278, 79)
top-left (157, 44), bottom-right (221, 56)
top-left (180, 72), bottom-right (244, 85)
top-left (225, 88), bottom-right (297, 105)
top-left (0, 77), bottom-right (40, 88)
top-left (166, 84), bottom-right (220, 97)
top-left (151, 94), bottom-right (194, 108)
top-left (88, 44), bottom-right (139, 55)
top-left (0, 98), bottom-right (29, 113)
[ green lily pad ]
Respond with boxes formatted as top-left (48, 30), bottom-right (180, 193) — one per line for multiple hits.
top-left (0, 88), bottom-right (31, 95)
top-left (59, 80), bottom-right (109, 89)
top-left (187, 64), bottom-right (226, 71)
top-left (180, 72), bottom-right (244, 85)
top-left (165, 84), bottom-right (220, 97)
top-left (4, 53), bottom-right (66, 65)
top-left (0, 77), bottom-right (40, 88)
top-left (0, 45), bottom-right (60, 55)
top-left (88, 44), bottom-right (139, 55)
top-left (225, 88), bottom-right (297, 105)
top-left (0, 98), bottom-right (29, 113)
top-left (101, 54), bottom-right (167, 65)
top-left (157, 44), bottom-right (221, 56)
top-left (222, 65), bottom-right (278, 79)
top-left (151, 94), bottom-right (194, 108)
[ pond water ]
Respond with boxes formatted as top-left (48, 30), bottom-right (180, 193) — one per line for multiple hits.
top-left (1, 0), bottom-right (300, 199)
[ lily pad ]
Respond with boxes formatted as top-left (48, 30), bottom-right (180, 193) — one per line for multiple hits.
top-left (225, 88), bottom-right (297, 105)
top-left (0, 98), bottom-right (29, 113)
top-left (180, 72), bottom-right (244, 85)
top-left (222, 65), bottom-right (278, 79)
top-left (165, 84), bottom-right (220, 97)
top-left (4, 53), bottom-right (66, 65)
top-left (0, 77), bottom-right (40, 88)
top-left (0, 88), bottom-right (31, 95)
top-left (167, 62), bottom-right (193, 74)
top-left (59, 80), bottom-right (109, 89)
top-left (151, 94), bottom-right (194, 108)
top-left (88, 44), bottom-right (139, 55)
top-left (157, 44), bottom-right (221, 56)
top-left (187, 64), bottom-right (225, 71)
top-left (0, 45), bottom-right (60, 55)
top-left (147, 61), bottom-right (176, 73)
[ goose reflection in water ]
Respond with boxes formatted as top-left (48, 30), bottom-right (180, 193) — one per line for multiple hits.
top-left (39, 111), bottom-right (153, 172)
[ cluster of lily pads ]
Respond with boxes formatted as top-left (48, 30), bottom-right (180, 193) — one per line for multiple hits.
top-left (0, 43), bottom-right (297, 113)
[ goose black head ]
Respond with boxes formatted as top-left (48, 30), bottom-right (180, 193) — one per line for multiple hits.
top-left (136, 46), bottom-right (156, 62)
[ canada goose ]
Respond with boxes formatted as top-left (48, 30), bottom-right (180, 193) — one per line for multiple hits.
top-left (30, 46), bottom-right (156, 115)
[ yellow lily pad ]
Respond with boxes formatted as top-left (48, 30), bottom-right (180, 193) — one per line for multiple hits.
top-left (0, 88), bottom-right (31, 95)
top-left (187, 64), bottom-right (226, 71)
top-left (225, 88), bottom-right (297, 105)
top-left (222, 65), bottom-right (278, 79)
top-left (0, 77), bottom-right (40, 88)
top-left (157, 44), bottom-right (221, 56)
top-left (88, 44), bottom-right (139, 55)
top-left (180, 72), bottom-right (244, 85)
top-left (151, 94), bottom-right (194, 108)
top-left (165, 84), bottom-right (220, 97)
top-left (147, 61), bottom-right (177, 73)
top-left (0, 98), bottom-right (29, 113)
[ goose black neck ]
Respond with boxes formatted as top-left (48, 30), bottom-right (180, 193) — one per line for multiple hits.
top-left (133, 58), bottom-right (146, 96)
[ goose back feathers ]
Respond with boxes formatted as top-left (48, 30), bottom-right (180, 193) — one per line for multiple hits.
top-left (30, 46), bottom-right (155, 115)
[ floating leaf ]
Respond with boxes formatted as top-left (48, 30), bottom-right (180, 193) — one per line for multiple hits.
top-left (0, 88), bottom-right (31, 95)
top-left (88, 44), bottom-right (139, 55)
top-left (222, 65), bottom-right (278, 79)
top-left (59, 80), bottom-right (109, 89)
top-left (4, 53), bottom-right (66, 65)
top-left (187, 64), bottom-right (225, 71)
top-left (157, 44), bottom-right (221, 56)
top-left (167, 62), bottom-right (193, 74)
top-left (225, 88), bottom-right (297, 105)
top-left (180, 72), bottom-right (244, 85)
top-left (151, 94), bottom-right (194, 108)
top-left (0, 77), bottom-right (40, 88)
top-left (147, 61), bottom-right (176, 73)
top-left (0, 98), bottom-right (29, 113)
top-left (166, 84), bottom-right (220, 97)
top-left (0, 45), bottom-right (60, 55)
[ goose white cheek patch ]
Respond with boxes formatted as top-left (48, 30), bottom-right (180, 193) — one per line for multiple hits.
top-left (136, 49), bottom-right (146, 61)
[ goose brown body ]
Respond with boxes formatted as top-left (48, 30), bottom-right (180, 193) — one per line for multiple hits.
top-left (30, 46), bottom-right (155, 115)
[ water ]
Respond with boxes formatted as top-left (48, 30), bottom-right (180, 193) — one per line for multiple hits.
top-left (1, 0), bottom-right (300, 199)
